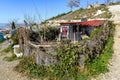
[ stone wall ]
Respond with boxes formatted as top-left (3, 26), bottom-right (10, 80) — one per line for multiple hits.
top-left (23, 41), bottom-right (57, 66)
top-left (78, 21), bottom-right (114, 68)
top-left (22, 21), bottom-right (114, 68)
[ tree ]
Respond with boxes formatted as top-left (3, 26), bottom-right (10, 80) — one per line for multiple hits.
top-left (24, 20), bottom-right (28, 27)
top-left (11, 21), bottom-right (16, 30)
top-left (68, 0), bottom-right (80, 11)
top-left (24, 15), bottom-right (36, 27)
top-left (40, 27), bottom-right (60, 41)
top-left (9, 19), bottom-right (18, 30)
top-left (24, 14), bottom-right (38, 30)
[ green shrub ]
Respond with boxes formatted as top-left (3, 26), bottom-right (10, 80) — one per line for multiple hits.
top-left (11, 29), bottom-right (19, 46)
top-left (0, 45), bottom-right (13, 56)
top-left (4, 54), bottom-right (22, 62)
top-left (15, 44), bottom-right (80, 80)
top-left (49, 11), bottom-right (72, 20)
top-left (90, 25), bottom-right (103, 39)
top-left (106, 12), bottom-right (112, 18)
top-left (40, 27), bottom-right (60, 41)
top-left (55, 44), bottom-right (80, 79)
top-left (0, 40), bottom-right (4, 43)
top-left (88, 35), bottom-right (114, 77)
top-left (15, 21), bottom-right (115, 80)
top-left (2, 46), bottom-right (12, 53)
top-left (11, 21), bottom-right (16, 30)
top-left (15, 57), bottom-right (51, 79)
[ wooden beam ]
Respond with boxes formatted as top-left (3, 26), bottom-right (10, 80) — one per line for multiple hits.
top-left (27, 41), bottom-right (51, 48)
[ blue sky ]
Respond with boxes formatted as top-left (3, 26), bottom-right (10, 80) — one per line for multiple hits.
top-left (0, 0), bottom-right (115, 23)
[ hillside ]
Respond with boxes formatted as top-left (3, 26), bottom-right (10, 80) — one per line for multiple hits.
top-left (53, 7), bottom-right (111, 20)
top-left (41, 6), bottom-right (112, 27)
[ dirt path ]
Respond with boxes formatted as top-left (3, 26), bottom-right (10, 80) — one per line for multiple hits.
top-left (0, 41), bottom-right (27, 80)
top-left (94, 5), bottom-right (120, 80)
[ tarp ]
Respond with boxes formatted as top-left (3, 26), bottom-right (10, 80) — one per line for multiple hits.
top-left (0, 32), bottom-right (5, 41)
top-left (10, 29), bottom-right (16, 36)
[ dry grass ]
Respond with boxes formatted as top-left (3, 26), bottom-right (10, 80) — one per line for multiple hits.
top-left (53, 6), bottom-right (111, 20)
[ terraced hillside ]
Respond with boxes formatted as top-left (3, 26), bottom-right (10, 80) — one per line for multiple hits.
top-left (41, 6), bottom-right (112, 27)
top-left (50, 6), bottom-right (111, 20)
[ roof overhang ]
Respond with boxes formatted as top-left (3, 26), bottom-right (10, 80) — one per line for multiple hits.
top-left (60, 20), bottom-right (105, 27)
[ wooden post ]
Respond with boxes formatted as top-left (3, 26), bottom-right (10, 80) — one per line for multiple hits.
top-left (77, 24), bottom-right (79, 41)
top-left (59, 27), bottom-right (62, 41)
top-left (18, 27), bottom-right (28, 53)
top-left (74, 31), bottom-right (76, 42)
top-left (67, 26), bottom-right (68, 39)
top-left (18, 28), bottom-right (23, 52)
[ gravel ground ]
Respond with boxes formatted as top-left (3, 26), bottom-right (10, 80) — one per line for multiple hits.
top-left (93, 5), bottom-right (120, 80)
top-left (0, 41), bottom-right (28, 80)
top-left (0, 41), bottom-right (11, 52)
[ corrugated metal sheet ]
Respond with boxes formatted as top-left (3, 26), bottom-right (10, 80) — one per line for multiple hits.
top-left (60, 20), bottom-right (105, 27)
top-left (80, 20), bottom-right (105, 27)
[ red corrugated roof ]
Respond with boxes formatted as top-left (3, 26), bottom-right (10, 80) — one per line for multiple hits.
top-left (60, 20), bottom-right (105, 27)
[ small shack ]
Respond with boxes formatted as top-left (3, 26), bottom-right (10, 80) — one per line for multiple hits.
top-left (59, 20), bottom-right (105, 41)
